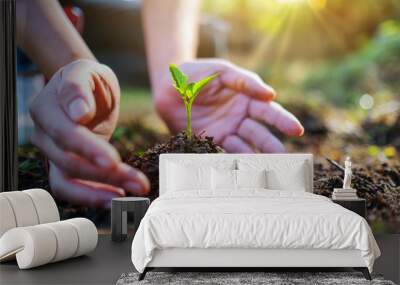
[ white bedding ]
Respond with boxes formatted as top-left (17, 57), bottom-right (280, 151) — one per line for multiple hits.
top-left (131, 190), bottom-right (380, 273)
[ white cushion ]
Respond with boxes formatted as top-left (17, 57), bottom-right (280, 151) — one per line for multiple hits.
top-left (238, 159), bottom-right (309, 191)
top-left (236, 169), bottom-right (267, 189)
top-left (42, 221), bottom-right (79, 262)
top-left (162, 156), bottom-right (236, 194)
top-left (0, 226), bottom-right (57, 268)
top-left (211, 168), bottom-right (237, 190)
top-left (23, 189), bottom-right (60, 224)
top-left (160, 154), bottom-right (313, 194)
top-left (167, 162), bottom-right (211, 191)
top-left (266, 163), bottom-right (307, 191)
top-left (0, 190), bottom-right (60, 238)
top-left (0, 219), bottom-right (97, 269)
top-left (1, 191), bottom-right (39, 227)
top-left (65, 218), bottom-right (98, 257)
top-left (0, 196), bottom-right (17, 237)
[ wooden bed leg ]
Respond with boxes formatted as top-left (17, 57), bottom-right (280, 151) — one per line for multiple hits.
top-left (138, 268), bottom-right (148, 281)
top-left (354, 267), bottom-right (371, 280)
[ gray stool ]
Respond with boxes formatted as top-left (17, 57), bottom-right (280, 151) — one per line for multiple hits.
top-left (111, 197), bottom-right (150, 242)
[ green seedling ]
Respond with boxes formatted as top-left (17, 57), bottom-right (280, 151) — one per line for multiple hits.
top-left (169, 64), bottom-right (218, 140)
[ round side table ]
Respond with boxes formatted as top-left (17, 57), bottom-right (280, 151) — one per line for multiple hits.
top-left (111, 197), bottom-right (150, 242)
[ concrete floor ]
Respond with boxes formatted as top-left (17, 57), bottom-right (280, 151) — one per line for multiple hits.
top-left (1, 234), bottom-right (398, 285)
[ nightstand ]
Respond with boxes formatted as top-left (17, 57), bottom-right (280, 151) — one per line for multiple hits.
top-left (111, 197), bottom-right (150, 242)
top-left (332, 198), bottom-right (366, 218)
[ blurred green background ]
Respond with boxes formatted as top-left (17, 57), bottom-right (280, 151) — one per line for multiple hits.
top-left (113, 0), bottom-right (400, 159)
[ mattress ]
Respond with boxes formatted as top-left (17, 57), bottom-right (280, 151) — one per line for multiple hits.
top-left (131, 190), bottom-right (380, 273)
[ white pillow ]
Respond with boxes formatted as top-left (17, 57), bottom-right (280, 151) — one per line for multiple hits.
top-left (267, 165), bottom-right (307, 191)
top-left (211, 168), bottom-right (237, 190)
top-left (238, 159), bottom-right (309, 191)
top-left (167, 162), bottom-right (211, 191)
top-left (236, 169), bottom-right (267, 189)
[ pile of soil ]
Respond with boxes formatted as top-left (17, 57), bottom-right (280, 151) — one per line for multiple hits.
top-left (314, 159), bottom-right (400, 233)
top-left (16, 120), bottom-right (399, 233)
top-left (111, 120), bottom-right (168, 159)
top-left (127, 132), bottom-right (224, 200)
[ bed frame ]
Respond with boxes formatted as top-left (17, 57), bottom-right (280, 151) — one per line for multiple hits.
top-left (140, 248), bottom-right (370, 280)
top-left (139, 154), bottom-right (372, 281)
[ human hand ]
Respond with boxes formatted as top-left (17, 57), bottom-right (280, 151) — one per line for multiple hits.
top-left (153, 59), bottom-right (304, 153)
top-left (30, 59), bottom-right (149, 208)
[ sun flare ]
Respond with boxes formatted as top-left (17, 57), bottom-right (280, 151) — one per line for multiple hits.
top-left (277, 0), bottom-right (305, 4)
top-left (276, 0), bottom-right (326, 10)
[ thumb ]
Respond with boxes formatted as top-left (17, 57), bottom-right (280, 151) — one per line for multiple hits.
top-left (56, 61), bottom-right (97, 124)
top-left (220, 64), bottom-right (276, 101)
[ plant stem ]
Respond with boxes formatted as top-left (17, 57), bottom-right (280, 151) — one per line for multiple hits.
top-left (185, 103), bottom-right (192, 139)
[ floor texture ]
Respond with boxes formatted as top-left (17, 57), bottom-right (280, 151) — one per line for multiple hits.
top-left (117, 271), bottom-right (395, 285)
top-left (1, 234), bottom-right (398, 284)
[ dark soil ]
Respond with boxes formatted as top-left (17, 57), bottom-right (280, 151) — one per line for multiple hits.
top-left (16, 120), bottom-right (400, 233)
top-left (18, 146), bottom-right (49, 191)
top-left (314, 159), bottom-right (400, 233)
top-left (110, 120), bottom-right (168, 159)
top-left (127, 131), bottom-right (224, 200)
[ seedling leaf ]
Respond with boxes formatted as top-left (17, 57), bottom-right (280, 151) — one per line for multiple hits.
top-left (191, 74), bottom-right (218, 98)
top-left (169, 64), bottom-right (187, 94)
top-left (168, 64), bottom-right (219, 139)
top-left (186, 83), bottom-right (195, 99)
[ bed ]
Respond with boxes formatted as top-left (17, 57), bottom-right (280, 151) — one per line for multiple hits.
top-left (131, 154), bottom-right (380, 281)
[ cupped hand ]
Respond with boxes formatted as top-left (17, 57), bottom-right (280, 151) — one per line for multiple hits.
top-left (154, 59), bottom-right (304, 153)
top-left (30, 59), bottom-right (149, 208)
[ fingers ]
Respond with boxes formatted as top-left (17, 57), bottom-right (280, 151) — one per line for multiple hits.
top-left (57, 60), bottom-right (119, 125)
top-left (222, 135), bottom-right (254, 153)
top-left (219, 63), bottom-right (276, 101)
top-left (117, 164), bottom-right (151, 196)
top-left (32, 126), bottom-right (150, 196)
top-left (49, 163), bottom-right (125, 209)
top-left (88, 72), bottom-right (114, 126)
top-left (56, 64), bottom-right (97, 124)
top-left (28, 59), bottom-right (150, 207)
top-left (30, 95), bottom-right (120, 168)
top-left (29, 58), bottom-right (123, 171)
top-left (237, 118), bottom-right (286, 153)
top-left (249, 100), bottom-right (304, 137)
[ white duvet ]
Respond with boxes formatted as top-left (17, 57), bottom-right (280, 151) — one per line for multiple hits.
top-left (131, 190), bottom-right (380, 273)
